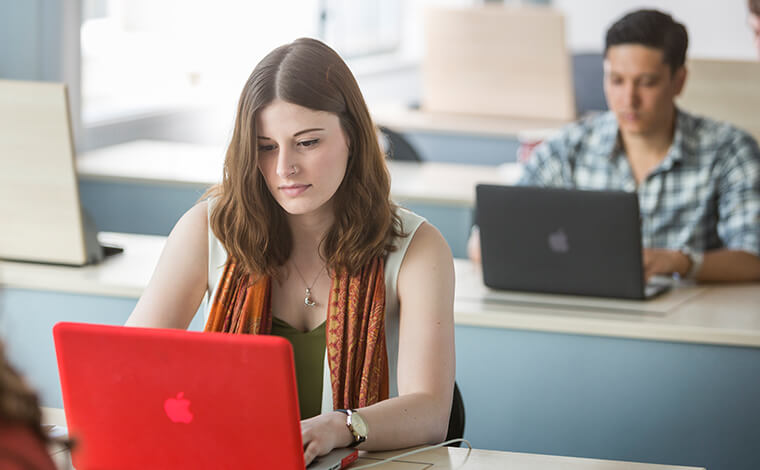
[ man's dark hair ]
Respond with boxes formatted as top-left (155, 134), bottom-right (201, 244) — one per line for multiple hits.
top-left (605, 9), bottom-right (688, 73)
top-left (750, 0), bottom-right (760, 15)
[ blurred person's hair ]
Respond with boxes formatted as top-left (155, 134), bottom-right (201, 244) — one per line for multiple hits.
top-left (0, 342), bottom-right (47, 444)
top-left (0, 339), bottom-right (73, 468)
top-left (605, 9), bottom-right (689, 74)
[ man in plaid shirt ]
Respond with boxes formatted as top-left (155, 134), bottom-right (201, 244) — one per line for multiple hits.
top-left (470, 9), bottom-right (760, 282)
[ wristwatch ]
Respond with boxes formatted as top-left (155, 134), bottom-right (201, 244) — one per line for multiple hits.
top-left (680, 247), bottom-right (704, 280)
top-left (336, 409), bottom-right (368, 447)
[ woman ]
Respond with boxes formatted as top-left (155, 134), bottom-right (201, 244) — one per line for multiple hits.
top-left (126, 38), bottom-right (455, 465)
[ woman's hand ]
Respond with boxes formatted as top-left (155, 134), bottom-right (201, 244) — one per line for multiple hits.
top-left (301, 411), bottom-right (353, 466)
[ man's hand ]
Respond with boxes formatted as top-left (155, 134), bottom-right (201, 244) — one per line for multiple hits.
top-left (467, 226), bottom-right (482, 264)
top-left (642, 248), bottom-right (690, 281)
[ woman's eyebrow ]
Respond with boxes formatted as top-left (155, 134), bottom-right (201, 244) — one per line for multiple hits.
top-left (257, 128), bottom-right (325, 140)
top-left (293, 127), bottom-right (325, 137)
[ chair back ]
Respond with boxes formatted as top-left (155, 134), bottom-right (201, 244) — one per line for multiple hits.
top-left (378, 125), bottom-right (423, 162)
top-left (445, 382), bottom-right (465, 446)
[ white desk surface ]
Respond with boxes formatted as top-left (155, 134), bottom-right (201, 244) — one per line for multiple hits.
top-left (371, 102), bottom-right (568, 138)
top-left (75, 140), bottom-right (517, 207)
top-left (3, 233), bottom-right (759, 348)
top-left (41, 407), bottom-right (701, 470)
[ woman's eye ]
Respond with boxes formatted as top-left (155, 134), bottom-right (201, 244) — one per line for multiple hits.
top-left (299, 139), bottom-right (319, 148)
top-left (258, 145), bottom-right (276, 152)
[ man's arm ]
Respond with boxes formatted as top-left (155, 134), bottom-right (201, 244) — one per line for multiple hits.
top-left (710, 131), bottom-right (760, 281)
top-left (645, 130), bottom-right (760, 282)
top-left (698, 250), bottom-right (760, 282)
top-left (643, 248), bottom-right (760, 282)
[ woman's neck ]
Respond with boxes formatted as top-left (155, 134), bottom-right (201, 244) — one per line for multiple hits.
top-left (286, 208), bottom-right (334, 265)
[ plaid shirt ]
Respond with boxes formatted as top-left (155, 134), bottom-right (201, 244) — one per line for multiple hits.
top-left (520, 109), bottom-right (760, 255)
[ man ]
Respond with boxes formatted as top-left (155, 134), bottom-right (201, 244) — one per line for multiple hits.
top-left (750, 0), bottom-right (760, 58)
top-left (469, 9), bottom-right (760, 282)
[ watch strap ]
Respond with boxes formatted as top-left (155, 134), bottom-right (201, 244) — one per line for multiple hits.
top-left (681, 248), bottom-right (704, 280)
top-left (336, 409), bottom-right (366, 447)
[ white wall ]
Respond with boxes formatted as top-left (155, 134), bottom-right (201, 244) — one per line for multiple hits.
top-left (554, 0), bottom-right (757, 60)
top-left (400, 0), bottom-right (480, 60)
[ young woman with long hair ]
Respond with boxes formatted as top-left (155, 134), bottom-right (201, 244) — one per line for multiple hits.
top-left (126, 38), bottom-right (455, 465)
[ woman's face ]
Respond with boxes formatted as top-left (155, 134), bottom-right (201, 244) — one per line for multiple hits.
top-left (256, 99), bottom-right (350, 219)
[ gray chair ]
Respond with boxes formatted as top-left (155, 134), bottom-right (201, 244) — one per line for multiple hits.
top-left (445, 382), bottom-right (465, 446)
top-left (378, 125), bottom-right (423, 162)
top-left (572, 52), bottom-right (607, 116)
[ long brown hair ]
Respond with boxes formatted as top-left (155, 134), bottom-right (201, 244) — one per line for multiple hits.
top-left (0, 342), bottom-right (47, 443)
top-left (206, 38), bottom-right (402, 277)
top-left (0, 340), bottom-right (73, 468)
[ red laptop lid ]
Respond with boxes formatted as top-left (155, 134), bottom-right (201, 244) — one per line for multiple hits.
top-left (53, 322), bottom-right (304, 469)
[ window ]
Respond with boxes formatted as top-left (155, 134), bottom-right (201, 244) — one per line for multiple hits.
top-left (80, 0), bottom-right (404, 126)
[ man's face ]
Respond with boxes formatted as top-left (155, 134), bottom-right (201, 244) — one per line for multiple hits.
top-left (603, 44), bottom-right (686, 137)
top-left (750, 12), bottom-right (760, 59)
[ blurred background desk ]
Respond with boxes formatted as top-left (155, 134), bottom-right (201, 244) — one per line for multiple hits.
top-left (75, 140), bottom-right (516, 257)
top-left (3, 235), bottom-right (759, 470)
top-left (371, 102), bottom-right (567, 166)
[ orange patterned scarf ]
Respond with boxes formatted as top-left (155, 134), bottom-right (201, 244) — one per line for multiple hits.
top-left (205, 257), bottom-right (389, 409)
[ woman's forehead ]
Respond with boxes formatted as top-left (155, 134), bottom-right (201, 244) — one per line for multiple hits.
top-left (256, 100), bottom-right (339, 136)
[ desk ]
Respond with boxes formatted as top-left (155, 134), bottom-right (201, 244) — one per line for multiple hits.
top-left (41, 408), bottom-right (702, 470)
top-left (4, 235), bottom-right (759, 470)
top-left (371, 102), bottom-right (568, 138)
top-left (75, 140), bottom-right (516, 256)
top-left (371, 103), bottom-right (566, 166)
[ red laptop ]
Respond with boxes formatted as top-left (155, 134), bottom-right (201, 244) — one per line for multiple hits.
top-left (53, 322), bottom-right (358, 469)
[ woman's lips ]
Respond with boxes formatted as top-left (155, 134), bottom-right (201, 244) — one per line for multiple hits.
top-left (279, 184), bottom-right (311, 197)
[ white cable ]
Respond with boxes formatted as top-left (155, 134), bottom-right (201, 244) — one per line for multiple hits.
top-left (349, 439), bottom-right (473, 469)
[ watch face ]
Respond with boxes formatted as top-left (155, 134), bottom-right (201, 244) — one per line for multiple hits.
top-left (351, 412), bottom-right (368, 438)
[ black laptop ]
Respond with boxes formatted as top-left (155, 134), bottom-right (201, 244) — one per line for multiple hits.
top-left (475, 184), bottom-right (670, 300)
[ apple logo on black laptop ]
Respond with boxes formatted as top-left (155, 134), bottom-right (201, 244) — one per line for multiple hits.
top-left (164, 392), bottom-right (193, 424)
top-left (548, 228), bottom-right (569, 253)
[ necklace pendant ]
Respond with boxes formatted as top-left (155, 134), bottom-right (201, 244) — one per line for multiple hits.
top-left (304, 288), bottom-right (317, 307)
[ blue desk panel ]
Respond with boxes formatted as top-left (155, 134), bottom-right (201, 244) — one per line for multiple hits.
top-left (456, 325), bottom-right (760, 470)
top-left (80, 180), bottom-right (206, 236)
top-left (0, 289), bottom-right (205, 409)
top-left (80, 181), bottom-right (474, 258)
top-left (405, 131), bottom-right (519, 166)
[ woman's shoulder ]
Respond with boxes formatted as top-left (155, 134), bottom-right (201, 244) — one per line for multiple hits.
top-left (173, 201), bottom-right (209, 238)
top-left (405, 221), bottom-right (450, 259)
top-left (394, 207), bottom-right (426, 235)
top-left (396, 208), bottom-right (452, 271)
top-left (162, 201), bottom-right (209, 261)
top-left (395, 217), bottom-right (454, 306)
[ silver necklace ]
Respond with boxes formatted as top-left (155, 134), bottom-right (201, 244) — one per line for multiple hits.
top-left (292, 262), bottom-right (326, 308)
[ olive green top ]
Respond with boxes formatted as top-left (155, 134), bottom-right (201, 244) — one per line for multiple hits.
top-left (270, 316), bottom-right (326, 420)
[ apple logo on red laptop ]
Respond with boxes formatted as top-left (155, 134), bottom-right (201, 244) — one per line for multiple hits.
top-left (164, 392), bottom-right (193, 424)
top-left (548, 228), bottom-right (569, 253)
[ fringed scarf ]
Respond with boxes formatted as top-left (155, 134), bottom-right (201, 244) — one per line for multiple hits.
top-left (205, 257), bottom-right (389, 409)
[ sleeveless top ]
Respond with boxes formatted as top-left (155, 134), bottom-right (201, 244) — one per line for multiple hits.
top-left (270, 316), bottom-right (326, 419)
top-left (205, 205), bottom-right (426, 414)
